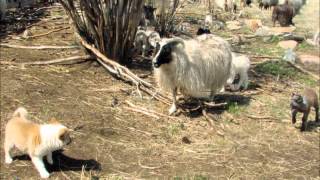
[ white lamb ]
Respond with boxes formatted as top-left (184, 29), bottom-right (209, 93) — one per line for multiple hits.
top-left (153, 34), bottom-right (232, 115)
top-left (221, 53), bottom-right (250, 92)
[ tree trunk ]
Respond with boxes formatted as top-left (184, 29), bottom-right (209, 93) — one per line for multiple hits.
top-left (58, 0), bottom-right (144, 64)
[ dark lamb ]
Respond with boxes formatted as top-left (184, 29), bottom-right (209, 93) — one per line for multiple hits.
top-left (272, 0), bottom-right (295, 27)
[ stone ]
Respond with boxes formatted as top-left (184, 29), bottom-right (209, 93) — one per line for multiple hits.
top-left (270, 26), bottom-right (296, 35)
top-left (283, 49), bottom-right (297, 63)
top-left (22, 30), bottom-right (32, 39)
top-left (298, 54), bottom-right (320, 66)
top-left (255, 26), bottom-right (272, 36)
top-left (278, 40), bottom-right (298, 50)
top-left (245, 19), bottom-right (262, 32)
top-left (226, 20), bottom-right (241, 30)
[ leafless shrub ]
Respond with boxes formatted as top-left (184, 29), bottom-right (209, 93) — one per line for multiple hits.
top-left (58, 0), bottom-right (144, 64)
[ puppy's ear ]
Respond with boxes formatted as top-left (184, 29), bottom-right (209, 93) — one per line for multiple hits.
top-left (49, 117), bottom-right (60, 124)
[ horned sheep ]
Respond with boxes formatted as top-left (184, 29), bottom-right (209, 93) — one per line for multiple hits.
top-left (153, 34), bottom-right (232, 115)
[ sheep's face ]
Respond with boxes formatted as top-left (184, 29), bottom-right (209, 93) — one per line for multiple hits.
top-left (153, 40), bottom-right (183, 68)
top-left (153, 42), bottom-right (173, 68)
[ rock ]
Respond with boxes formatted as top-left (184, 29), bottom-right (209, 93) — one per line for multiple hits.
top-left (278, 40), bottom-right (298, 50)
top-left (270, 26), bottom-right (296, 35)
top-left (245, 19), bottom-right (262, 32)
top-left (212, 20), bottom-right (225, 30)
top-left (306, 30), bottom-right (320, 46)
top-left (255, 26), bottom-right (272, 36)
top-left (232, 35), bottom-right (246, 45)
top-left (226, 20), bottom-right (242, 30)
top-left (263, 36), bottom-right (272, 42)
top-left (22, 30), bottom-right (32, 39)
top-left (298, 54), bottom-right (320, 66)
top-left (283, 49), bottom-right (297, 63)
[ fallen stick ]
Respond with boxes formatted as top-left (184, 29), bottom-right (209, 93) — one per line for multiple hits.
top-left (202, 109), bottom-right (215, 127)
top-left (250, 55), bottom-right (280, 59)
top-left (0, 55), bottom-right (92, 66)
top-left (138, 160), bottom-right (162, 170)
top-left (123, 107), bottom-right (160, 119)
top-left (28, 27), bottom-right (70, 39)
top-left (77, 34), bottom-right (171, 105)
top-left (203, 102), bottom-right (227, 107)
top-left (0, 44), bottom-right (79, 49)
top-left (246, 114), bottom-right (277, 121)
top-left (286, 61), bottom-right (320, 81)
top-left (125, 100), bottom-right (181, 121)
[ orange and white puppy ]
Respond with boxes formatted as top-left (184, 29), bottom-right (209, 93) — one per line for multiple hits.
top-left (4, 107), bottom-right (72, 178)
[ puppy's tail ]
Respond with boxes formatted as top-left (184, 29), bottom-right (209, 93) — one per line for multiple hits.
top-left (12, 107), bottom-right (28, 119)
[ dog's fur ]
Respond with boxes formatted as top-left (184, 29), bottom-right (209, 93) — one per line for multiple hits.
top-left (4, 107), bottom-right (72, 178)
top-left (290, 88), bottom-right (319, 131)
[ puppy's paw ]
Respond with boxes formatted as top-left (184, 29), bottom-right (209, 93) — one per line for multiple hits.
top-left (5, 157), bottom-right (13, 164)
top-left (40, 171), bottom-right (50, 179)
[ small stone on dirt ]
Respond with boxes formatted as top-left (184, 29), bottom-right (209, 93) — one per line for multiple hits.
top-left (255, 26), bottom-right (272, 36)
top-left (245, 19), bottom-right (262, 32)
top-left (22, 29), bottom-right (32, 39)
top-left (270, 26), bottom-right (296, 35)
top-left (226, 21), bottom-right (242, 30)
top-left (298, 54), bottom-right (320, 66)
top-left (182, 136), bottom-right (191, 144)
top-left (278, 40), bottom-right (298, 50)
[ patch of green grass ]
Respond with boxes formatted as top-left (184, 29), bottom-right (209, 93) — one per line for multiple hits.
top-left (227, 102), bottom-right (244, 115)
top-left (268, 35), bottom-right (281, 43)
top-left (166, 123), bottom-right (183, 137)
top-left (255, 60), bottom-right (296, 77)
top-left (240, 26), bottom-right (252, 34)
top-left (173, 175), bottom-right (209, 180)
top-left (297, 41), bottom-right (313, 50)
top-left (255, 60), bottom-right (318, 87)
top-left (193, 175), bottom-right (209, 180)
top-left (297, 75), bottom-right (318, 87)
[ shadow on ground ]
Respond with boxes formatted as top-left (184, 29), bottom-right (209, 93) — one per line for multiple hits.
top-left (12, 150), bottom-right (101, 173)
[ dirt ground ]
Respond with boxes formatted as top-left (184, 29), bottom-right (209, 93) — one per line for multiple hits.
top-left (0, 2), bottom-right (319, 180)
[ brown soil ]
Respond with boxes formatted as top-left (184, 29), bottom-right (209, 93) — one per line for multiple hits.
top-left (0, 2), bottom-right (319, 180)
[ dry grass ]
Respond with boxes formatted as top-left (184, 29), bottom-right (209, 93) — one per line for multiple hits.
top-left (0, 2), bottom-right (319, 179)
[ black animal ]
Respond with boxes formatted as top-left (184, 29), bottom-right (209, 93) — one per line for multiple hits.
top-left (139, 5), bottom-right (157, 27)
top-left (259, 0), bottom-right (279, 10)
top-left (241, 0), bottom-right (252, 7)
top-left (272, 0), bottom-right (295, 27)
top-left (196, 27), bottom-right (211, 35)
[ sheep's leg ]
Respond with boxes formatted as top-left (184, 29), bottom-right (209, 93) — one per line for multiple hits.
top-left (142, 45), bottom-right (146, 57)
top-left (242, 72), bottom-right (249, 90)
top-left (169, 88), bottom-right (178, 115)
top-left (219, 86), bottom-right (226, 93)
